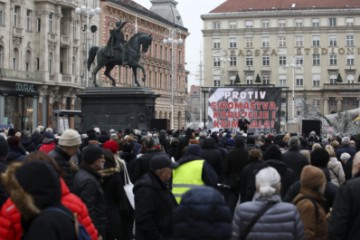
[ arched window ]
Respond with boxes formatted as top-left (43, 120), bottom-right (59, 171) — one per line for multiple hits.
top-left (26, 50), bottom-right (31, 71)
top-left (347, 74), bottom-right (355, 84)
top-left (48, 52), bottom-right (53, 73)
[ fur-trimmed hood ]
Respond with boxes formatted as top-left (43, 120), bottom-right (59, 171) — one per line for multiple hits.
top-left (1, 161), bottom-right (61, 220)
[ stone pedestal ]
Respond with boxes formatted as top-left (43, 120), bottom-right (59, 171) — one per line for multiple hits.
top-left (77, 87), bottom-right (159, 132)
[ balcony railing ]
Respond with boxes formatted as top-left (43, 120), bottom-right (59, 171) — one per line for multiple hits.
top-left (0, 68), bottom-right (46, 83)
top-left (323, 82), bottom-right (360, 90)
top-left (0, 68), bottom-right (84, 88)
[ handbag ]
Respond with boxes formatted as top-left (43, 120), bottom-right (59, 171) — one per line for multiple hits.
top-left (123, 162), bottom-right (135, 209)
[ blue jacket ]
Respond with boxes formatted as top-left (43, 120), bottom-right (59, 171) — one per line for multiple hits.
top-left (172, 186), bottom-right (232, 240)
top-left (232, 194), bottom-right (304, 240)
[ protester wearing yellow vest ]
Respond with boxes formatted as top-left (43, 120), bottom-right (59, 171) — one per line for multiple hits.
top-left (172, 144), bottom-right (218, 203)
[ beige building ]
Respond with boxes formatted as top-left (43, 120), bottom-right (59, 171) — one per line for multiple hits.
top-left (201, 0), bottom-right (360, 123)
top-left (0, 0), bottom-right (101, 131)
top-left (0, 0), bottom-right (188, 131)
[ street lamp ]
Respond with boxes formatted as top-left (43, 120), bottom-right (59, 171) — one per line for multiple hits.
top-left (163, 28), bottom-right (183, 130)
top-left (75, 2), bottom-right (101, 87)
top-left (285, 57), bottom-right (302, 121)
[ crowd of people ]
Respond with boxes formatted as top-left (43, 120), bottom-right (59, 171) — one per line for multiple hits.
top-left (0, 125), bottom-right (359, 240)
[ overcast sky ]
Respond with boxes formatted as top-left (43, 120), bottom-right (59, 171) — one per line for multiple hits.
top-left (133, 0), bottom-right (224, 87)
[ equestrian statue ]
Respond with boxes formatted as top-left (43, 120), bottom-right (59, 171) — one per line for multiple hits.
top-left (87, 20), bottom-right (153, 87)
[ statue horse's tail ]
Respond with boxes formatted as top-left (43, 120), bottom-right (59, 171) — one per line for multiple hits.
top-left (87, 46), bottom-right (100, 71)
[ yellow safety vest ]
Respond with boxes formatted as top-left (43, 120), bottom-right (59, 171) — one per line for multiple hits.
top-left (172, 160), bottom-right (205, 203)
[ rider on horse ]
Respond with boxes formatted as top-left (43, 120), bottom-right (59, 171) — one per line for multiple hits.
top-left (105, 20), bottom-right (127, 63)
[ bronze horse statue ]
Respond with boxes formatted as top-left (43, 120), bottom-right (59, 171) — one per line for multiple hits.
top-left (87, 32), bottom-right (153, 87)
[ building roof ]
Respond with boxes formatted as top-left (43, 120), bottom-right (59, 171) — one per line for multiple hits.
top-left (106, 0), bottom-right (187, 30)
top-left (150, 0), bottom-right (183, 26)
top-left (211, 0), bottom-right (360, 13)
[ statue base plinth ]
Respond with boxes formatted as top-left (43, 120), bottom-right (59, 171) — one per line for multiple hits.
top-left (77, 87), bottom-right (159, 132)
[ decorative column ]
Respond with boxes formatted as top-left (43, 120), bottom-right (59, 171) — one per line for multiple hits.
top-left (323, 97), bottom-right (329, 115)
top-left (32, 97), bottom-right (38, 131)
top-left (336, 97), bottom-right (343, 113)
top-left (0, 94), bottom-right (4, 125)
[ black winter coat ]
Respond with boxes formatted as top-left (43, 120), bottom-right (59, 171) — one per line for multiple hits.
top-left (265, 159), bottom-right (295, 198)
top-left (132, 149), bottom-right (166, 182)
top-left (22, 205), bottom-right (76, 240)
top-left (73, 165), bottom-right (107, 238)
top-left (329, 176), bottom-right (360, 240)
top-left (49, 146), bottom-right (78, 191)
top-left (134, 172), bottom-right (178, 240)
top-left (282, 149), bottom-right (309, 181)
top-left (200, 138), bottom-right (224, 180)
top-left (239, 160), bottom-right (267, 202)
top-left (101, 167), bottom-right (133, 240)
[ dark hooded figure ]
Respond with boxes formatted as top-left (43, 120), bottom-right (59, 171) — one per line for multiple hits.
top-left (200, 137), bottom-right (224, 180)
top-left (171, 186), bottom-right (232, 240)
top-left (3, 161), bottom-right (76, 240)
top-left (7, 136), bottom-right (27, 163)
top-left (263, 144), bottom-right (295, 198)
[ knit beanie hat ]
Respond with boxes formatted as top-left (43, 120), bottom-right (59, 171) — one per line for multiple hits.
top-left (15, 161), bottom-right (61, 211)
top-left (300, 165), bottom-right (326, 190)
top-left (185, 144), bottom-right (201, 156)
top-left (340, 152), bottom-right (351, 163)
top-left (264, 144), bottom-right (282, 161)
top-left (82, 145), bottom-right (104, 165)
top-left (310, 148), bottom-right (330, 167)
top-left (103, 140), bottom-right (118, 154)
top-left (59, 129), bottom-right (81, 147)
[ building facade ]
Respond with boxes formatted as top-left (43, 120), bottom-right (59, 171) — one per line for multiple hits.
top-left (98, 0), bottom-right (189, 130)
top-left (0, 0), bottom-right (188, 131)
top-left (0, 0), bottom-right (101, 131)
top-left (201, 0), bottom-right (360, 123)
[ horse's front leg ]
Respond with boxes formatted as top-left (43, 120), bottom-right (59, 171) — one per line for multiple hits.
top-left (92, 65), bottom-right (102, 87)
top-left (132, 66), bottom-right (140, 87)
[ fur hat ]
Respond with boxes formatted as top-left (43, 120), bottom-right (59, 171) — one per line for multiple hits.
top-left (58, 129), bottom-right (81, 147)
top-left (82, 145), bottom-right (104, 165)
top-left (300, 165), bottom-right (326, 190)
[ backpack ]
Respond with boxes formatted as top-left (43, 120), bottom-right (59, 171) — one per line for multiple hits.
top-left (294, 195), bottom-right (320, 224)
top-left (44, 207), bottom-right (91, 240)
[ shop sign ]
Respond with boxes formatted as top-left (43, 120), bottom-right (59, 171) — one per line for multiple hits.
top-left (15, 83), bottom-right (36, 93)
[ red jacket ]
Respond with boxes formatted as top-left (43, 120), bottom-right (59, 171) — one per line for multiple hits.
top-left (38, 142), bottom-right (56, 154)
top-left (0, 178), bottom-right (98, 240)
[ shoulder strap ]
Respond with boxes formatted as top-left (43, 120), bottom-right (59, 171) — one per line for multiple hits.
top-left (294, 195), bottom-right (320, 223)
top-left (329, 167), bottom-right (339, 181)
top-left (240, 201), bottom-right (276, 240)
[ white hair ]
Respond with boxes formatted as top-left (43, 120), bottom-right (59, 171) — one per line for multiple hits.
top-left (255, 167), bottom-right (281, 197)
